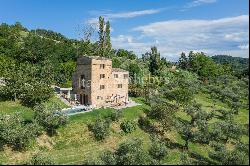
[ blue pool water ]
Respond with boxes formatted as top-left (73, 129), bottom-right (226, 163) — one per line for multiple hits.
top-left (63, 107), bottom-right (87, 115)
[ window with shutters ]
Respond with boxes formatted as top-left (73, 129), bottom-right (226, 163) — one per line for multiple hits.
top-left (124, 74), bottom-right (128, 79)
top-left (100, 85), bottom-right (105, 90)
top-left (100, 74), bottom-right (105, 79)
top-left (100, 64), bottom-right (105, 69)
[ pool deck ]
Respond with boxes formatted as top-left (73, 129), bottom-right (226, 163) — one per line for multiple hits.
top-left (61, 99), bottom-right (140, 116)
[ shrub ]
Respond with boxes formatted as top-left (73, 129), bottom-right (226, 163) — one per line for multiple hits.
top-left (100, 150), bottom-right (116, 165)
top-left (0, 113), bottom-right (42, 150)
top-left (147, 102), bottom-right (176, 131)
top-left (180, 152), bottom-right (194, 165)
top-left (149, 138), bottom-right (168, 161)
top-left (105, 109), bottom-right (123, 122)
top-left (111, 109), bottom-right (123, 122)
top-left (210, 121), bottom-right (244, 142)
top-left (138, 116), bottom-right (155, 133)
top-left (115, 138), bottom-right (152, 165)
top-left (88, 117), bottom-right (110, 141)
top-left (82, 157), bottom-right (102, 165)
top-left (27, 153), bottom-right (55, 165)
top-left (34, 104), bottom-right (68, 136)
top-left (86, 138), bottom-right (157, 165)
top-left (120, 120), bottom-right (136, 134)
top-left (209, 142), bottom-right (249, 165)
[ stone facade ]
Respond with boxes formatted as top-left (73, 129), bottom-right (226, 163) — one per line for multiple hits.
top-left (72, 56), bottom-right (129, 107)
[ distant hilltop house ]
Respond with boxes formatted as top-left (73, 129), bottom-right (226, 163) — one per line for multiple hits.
top-left (72, 56), bottom-right (129, 108)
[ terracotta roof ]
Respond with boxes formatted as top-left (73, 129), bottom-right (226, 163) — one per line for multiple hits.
top-left (112, 68), bottom-right (128, 72)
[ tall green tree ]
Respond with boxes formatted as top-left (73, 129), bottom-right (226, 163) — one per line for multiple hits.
top-left (116, 49), bottom-right (137, 60)
top-left (0, 62), bottom-right (53, 107)
top-left (104, 20), bottom-right (111, 57)
top-left (16, 33), bottom-right (56, 64)
top-left (161, 70), bottom-right (200, 106)
top-left (149, 46), bottom-right (162, 76)
top-left (187, 52), bottom-right (225, 81)
top-left (98, 16), bottom-right (105, 56)
top-left (98, 16), bottom-right (112, 57)
top-left (178, 52), bottom-right (189, 69)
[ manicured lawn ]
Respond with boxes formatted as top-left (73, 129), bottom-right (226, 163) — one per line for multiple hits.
top-left (0, 96), bottom-right (68, 121)
top-left (70, 97), bottom-right (148, 123)
top-left (0, 100), bottom-right (33, 120)
top-left (44, 96), bottom-right (69, 109)
top-left (69, 108), bottom-right (114, 122)
top-left (121, 97), bottom-right (149, 120)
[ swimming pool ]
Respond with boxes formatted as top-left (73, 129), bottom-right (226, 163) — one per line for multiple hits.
top-left (62, 106), bottom-right (92, 116)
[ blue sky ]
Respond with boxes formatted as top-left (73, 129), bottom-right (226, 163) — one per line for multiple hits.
top-left (0, 0), bottom-right (249, 60)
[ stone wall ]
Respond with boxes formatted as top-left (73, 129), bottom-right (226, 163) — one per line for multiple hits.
top-left (91, 58), bottom-right (112, 106)
top-left (72, 56), bottom-right (92, 104)
top-left (72, 56), bottom-right (129, 107)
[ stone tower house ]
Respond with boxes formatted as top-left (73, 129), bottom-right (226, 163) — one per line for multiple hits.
top-left (72, 56), bottom-right (129, 107)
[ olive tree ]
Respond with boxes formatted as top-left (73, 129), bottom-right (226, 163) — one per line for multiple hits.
top-left (105, 109), bottom-right (123, 122)
top-left (88, 117), bottom-right (110, 141)
top-left (176, 102), bottom-right (213, 149)
top-left (34, 104), bottom-right (68, 136)
top-left (161, 70), bottom-right (200, 106)
top-left (210, 120), bottom-right (244, 142)
top-left (149, 137), bottom-right (168, 161)
top-left (147, 101), bottom-right (177, 133)
top-left (0, 113), bottom-right (42, 150)
top-left (120, 120), bottom-right (136, 134)
top-left (209, 141), bottom-right (249, 165)
top-left (114, 138), bottom-right (153, 165)
top-left (27, 153), bottom-right (55, 165)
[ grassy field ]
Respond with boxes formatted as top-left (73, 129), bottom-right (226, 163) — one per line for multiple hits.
top-left (0, 96), bottom-right (68, 120)
top-left (0, 94), bottom-right (248, 165)
top-left (0, 100), bottom-right (33, 120)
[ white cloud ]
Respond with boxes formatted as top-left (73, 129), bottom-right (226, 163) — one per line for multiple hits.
top-left (104, 9), bottom-right (161, 19)
top-left (224, 32), bottom-right (247, 42)
top-left (112, 35), bottom-right (134, 43)
top-left (111, 15), bottom-right (249, 61)
top-left (86, 8), bottom-right (162, 25)
top-left (111, 35), bottom-right (151, 54)
top-left (185, 0), bottom-right (217, 8)
top-left (238, 44), bottom-right (249, 50)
